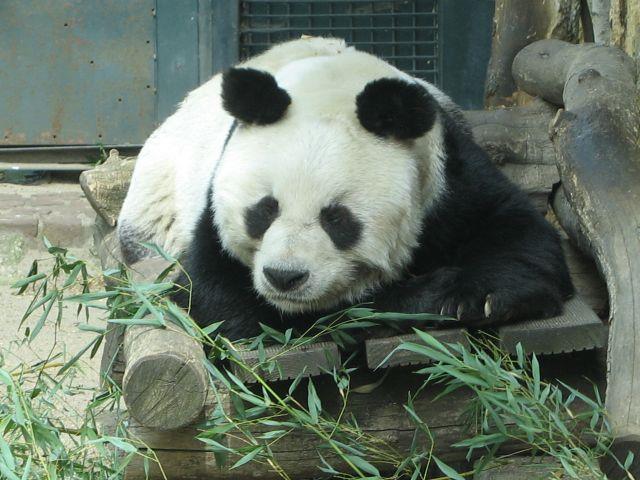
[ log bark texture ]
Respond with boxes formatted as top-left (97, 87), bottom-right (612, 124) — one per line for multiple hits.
top-left (610, 0), bottom-right (640, 60)
top-left (513, 38), bottom-right (640, 467)
top-left (484, 0), bottom-right (582, 107)
top-left (588, 0), bottom-right (612, 44)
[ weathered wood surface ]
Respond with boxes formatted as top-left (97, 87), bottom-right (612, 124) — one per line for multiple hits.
top-left (79, 149), bottom-right (135, 227)
top-left (464, 101), bottom-right (557, 166)
top-left (233, 341), bottom-right (341, 383)
top-left (97, 365), bottom-right (603, 480)
top-left (97, 245), bottom-right (173, 388)
top-left (552, 188), bottom-right (593, 257)
top-left (474, 455), bottom-right (600, 479)
top-left (499, 296), bottom-right (607, 355)
top-left (514, 38), bottom-right (640, 476)
top-left (366, 329), bottom-right (468, 369)
top-left (367, 297), bottom-right (606, 369)
top-left (462, 103), bottom-right (560, 213)
top-left (123, 323), bottom-right (209, 430)
top-left (561, 238), bottom-right (608, 317)
top-left (484, 0), bottom-right (581, 107)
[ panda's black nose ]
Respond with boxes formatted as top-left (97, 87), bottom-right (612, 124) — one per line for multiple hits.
top-left (263, 267), bottom-right (309, 292)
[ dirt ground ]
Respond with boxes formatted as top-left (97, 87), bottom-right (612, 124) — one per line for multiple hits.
top-left (0, 178), bottom-right (106, 420)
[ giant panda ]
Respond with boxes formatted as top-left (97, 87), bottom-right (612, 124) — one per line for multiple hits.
top-left (118, 37), bottom-right (574, 340)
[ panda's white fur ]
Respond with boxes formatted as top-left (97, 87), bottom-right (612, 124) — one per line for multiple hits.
top-left (119, 38), bottom-right (352, 259)
top-left (119, 37), bottom-right (449, 313)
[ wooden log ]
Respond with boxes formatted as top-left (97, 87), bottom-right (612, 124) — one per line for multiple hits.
top-left (122, 322), bottom-right (208, 430)
top-left (499, 163), bottom-right (559, 196)
top-left (463, 100), bottom-right (558, 166)
top-left (512, 39), bottom-right (636, 108)
top-left (79, 149), bottom-right (136, 227)
top-left (610, 0), bottom-right (640, 59)
top-left (561, 239), bottom-right (608, 317)
top-left (514, 38), bottom-right (640, 476)
top-left (587, 0), bottom-right (612, 44)
top-left (484, 0), bottom-right (581, 107)
top-left (552, 188), bottom-right (593, 257)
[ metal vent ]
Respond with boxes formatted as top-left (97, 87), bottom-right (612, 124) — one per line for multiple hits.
top-left (239, 0), bottom-right (439, 84)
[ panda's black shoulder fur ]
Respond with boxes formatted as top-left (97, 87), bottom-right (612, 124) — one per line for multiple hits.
top-left (173, 103), bottom-right (574, 337)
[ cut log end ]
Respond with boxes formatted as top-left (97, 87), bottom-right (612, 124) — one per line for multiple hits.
top-left (123, 324), bottom-right (208, 430)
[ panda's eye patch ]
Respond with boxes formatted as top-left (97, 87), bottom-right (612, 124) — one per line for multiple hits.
top-left (245, 196), bottom-right (279, 239)
top-left (320, 203), bottom-right (362, 250)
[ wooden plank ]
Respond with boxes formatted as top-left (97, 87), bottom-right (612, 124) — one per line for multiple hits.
top-left (365, 329), bottom-right (468, 369)
top-left (232, 341), bottom-right (340, 383)
top-left (367, 297), bottom-right (606, 370)
top-left (499, 296), bottom-right (607, 355)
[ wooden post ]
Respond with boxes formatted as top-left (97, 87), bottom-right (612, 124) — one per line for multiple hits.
top-left (513, 38), bottom-right (640, 477)
top-left (79, 149), bottom-right (136, 227)
top-left (122, 322), bottom-right (209, 430)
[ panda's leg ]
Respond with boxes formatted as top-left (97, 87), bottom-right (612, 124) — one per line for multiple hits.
top-left (374, 225), bottom-right (574, 326)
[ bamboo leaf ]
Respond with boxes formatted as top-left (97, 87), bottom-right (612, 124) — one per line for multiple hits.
top-left (308, 378), bottom-right (321, 424)
top-left (12, 273), bottom-right (46, 291)
top-left (57, 336), bottom-right (101, 375)
top-left (29, 290), bottom-right (57, 341)
top-left (344, 454), bottom-right (380, 477)
top-left (230, 446), bottom-right (262, 469)
top-left (433, 456), bottom-right (465, 480)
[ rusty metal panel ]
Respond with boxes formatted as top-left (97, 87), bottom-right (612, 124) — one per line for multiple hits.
top-left (0, 1), bottom-right (156, 146)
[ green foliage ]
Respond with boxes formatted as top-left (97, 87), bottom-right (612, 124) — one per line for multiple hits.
top-left (1, 239), bottom-right (635, 479)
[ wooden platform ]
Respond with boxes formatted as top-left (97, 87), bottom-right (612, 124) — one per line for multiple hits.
top-left (230, 296), bottom-right (606, 379)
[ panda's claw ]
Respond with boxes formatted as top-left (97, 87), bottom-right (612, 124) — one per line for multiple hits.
top-left (484, 294), bottom-right (493, 318)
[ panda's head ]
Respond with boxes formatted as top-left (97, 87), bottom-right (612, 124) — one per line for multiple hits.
top-left (213, 57), bottom-right (446, 313)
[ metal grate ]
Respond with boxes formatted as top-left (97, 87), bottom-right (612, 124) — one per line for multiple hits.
top-left (239, 0), bottom-right (439, 85)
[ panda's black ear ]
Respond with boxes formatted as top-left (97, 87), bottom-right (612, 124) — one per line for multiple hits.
top-left (221, 68), bottom-right (291, 125)
top-left (356, 78), bottom-right (438, 140)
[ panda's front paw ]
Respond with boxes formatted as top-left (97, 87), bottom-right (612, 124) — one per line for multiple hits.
top-left (438, 285), bottom-right (565, 327)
